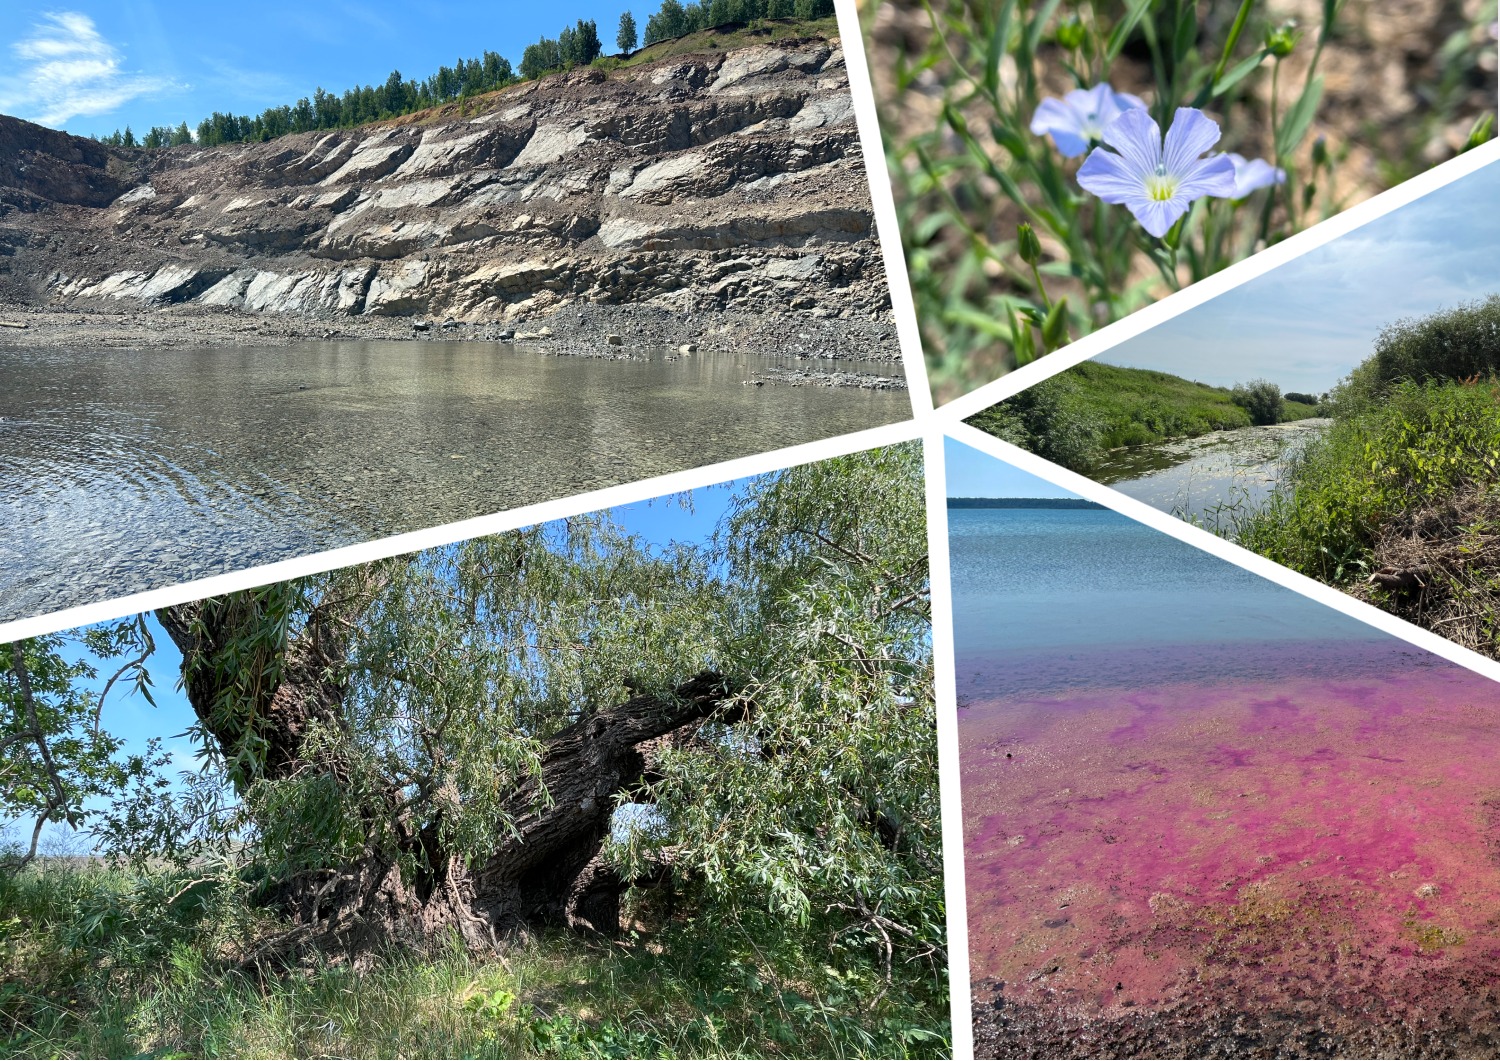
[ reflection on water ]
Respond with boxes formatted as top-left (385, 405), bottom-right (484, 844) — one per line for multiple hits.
top-left (1092, 418), bottom-right (1330, 527)
top-left (0, 340), bottom-right (906, 622)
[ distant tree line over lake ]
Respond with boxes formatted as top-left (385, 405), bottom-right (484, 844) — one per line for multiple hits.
top-left (947, 497), bottom-right (1105, 510)
top-left (92, 0), bottom-right (836, 150)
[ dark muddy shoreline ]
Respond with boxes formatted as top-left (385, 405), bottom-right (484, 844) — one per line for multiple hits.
top-left (974, 969), bottom-right (1500, 1060)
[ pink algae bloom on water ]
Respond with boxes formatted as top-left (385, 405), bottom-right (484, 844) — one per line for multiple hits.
top-left (960, 649), bottom-right (1500, 1054)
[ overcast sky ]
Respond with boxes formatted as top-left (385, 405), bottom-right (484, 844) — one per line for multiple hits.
top-left (1098, 158), bottom-right (1500, 394)
top-left (0, 1), bottom-right (639, 139)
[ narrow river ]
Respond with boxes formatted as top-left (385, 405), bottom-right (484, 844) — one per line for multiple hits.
top-left (0, 340), bottom-right (907, 623)
top-left (1090, 418), bottom-right (1331, 530)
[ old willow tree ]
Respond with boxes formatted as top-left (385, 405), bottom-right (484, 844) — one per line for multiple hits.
top-left (3, 444), bottom-right (941, 977)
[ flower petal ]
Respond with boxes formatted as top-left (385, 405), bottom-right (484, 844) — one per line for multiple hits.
top-left (1113, 90), bottom-right (1148, 113)
top-left (1050, 129), bottom-right (1091, 157)
top-left (1128, 196), bottom-right (1188, 239)
top-left (1099, 107), bottom-right (1162, 178)
top-left (1064, 85), bottom-right (1109, 115)
top-left (1031, 97), bottom-right (1092, 156)
top-left (1176, 153), bottom-right (1239, 200)
top-left (1229, 155), bottom-right (1286, 197)
top-left (1029, 97), bottom-right (1077, 137)
top-left (1161, 107), bottom-right (1222, 177)
top-left (1077, 148), bottom-right (1146, 204)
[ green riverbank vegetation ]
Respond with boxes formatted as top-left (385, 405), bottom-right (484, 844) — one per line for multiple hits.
top-left (0, 445), bottom-right (948, 1059)
top-left (97, 2), bottom-right (838, 150)
top-left (969, 360), bottom-right (1324, 473)
top-left (1235, 298), bottom-right (1500, 658)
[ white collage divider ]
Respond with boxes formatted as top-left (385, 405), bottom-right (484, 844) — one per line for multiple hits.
top-left (0, 417), bottom-right (922, 645)
top-left (935, 136), bottom-right (1500, 423)
top-left (835, 0), bottom-right (934, 416)
top-left (922, 430), bottom-right (973, 1061)
top-left (6, 7), bottom-right (1497, 1055)
top-left (945, 419), bottom-right (1500, 687)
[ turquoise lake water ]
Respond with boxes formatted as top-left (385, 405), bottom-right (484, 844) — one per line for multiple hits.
top-left (949, 506), bottom-right (1409, 697)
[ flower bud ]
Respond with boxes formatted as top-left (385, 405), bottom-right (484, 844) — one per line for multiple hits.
top-left (1055, 17), bottom-right (1087, 50)
top-left (1311, 135), bottom-right (1329, 167)
top-left (1017, 222), bottom-right (1043, 266)
top-left (1264, 21), bottom-right (1301, 58)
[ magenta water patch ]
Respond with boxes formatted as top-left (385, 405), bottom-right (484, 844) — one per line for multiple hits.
top-left (962, 651), bottom-right (1500, 1050)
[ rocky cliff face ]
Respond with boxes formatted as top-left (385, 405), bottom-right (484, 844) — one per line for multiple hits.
top-left (0, 33), bottom-right (892, 337)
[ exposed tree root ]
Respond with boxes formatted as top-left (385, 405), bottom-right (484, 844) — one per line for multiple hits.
top-left (1355, 485), bottom-right (1500, 658)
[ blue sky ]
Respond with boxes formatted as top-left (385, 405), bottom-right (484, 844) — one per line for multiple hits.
top-left (1098, 158), bottom-right (1500, 394)
top-left (945, 436), bottom-right (1075, 499)
top-left (0, 1), bottom-right (644, 138)
top-left (5, 477), bottom-right (742, 854)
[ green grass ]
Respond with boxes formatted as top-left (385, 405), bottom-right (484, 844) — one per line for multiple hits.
top-left (970, 360), bottom-right (1277, 472)
top-left (1279, 399), bottom-right (1324, 422)
top-left (1235, 379), bottom-right (1500, 585)
top-left (616, 17), bottom-right (840, 68)
top-left (0, 864), bottom-right (948, 1059)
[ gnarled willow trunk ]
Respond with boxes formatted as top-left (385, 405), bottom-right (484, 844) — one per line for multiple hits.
top-left (157, 596), bottom-right (733, 959)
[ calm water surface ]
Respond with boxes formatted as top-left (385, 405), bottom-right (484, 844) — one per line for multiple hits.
top-left (1091, 418), bottom-right (1329, 526)
top-left (949, 505), bottom-right (1391, 697)
top-left (0, 340), bottom-right (906, 622)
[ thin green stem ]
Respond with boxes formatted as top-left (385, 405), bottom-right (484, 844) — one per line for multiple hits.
top-left (1265, 58), bottom-right (1284, 240)
top-left (1028, 262), bottom-right (1052, 311)
top-left (1211, 0), bottom-right (1257, 86)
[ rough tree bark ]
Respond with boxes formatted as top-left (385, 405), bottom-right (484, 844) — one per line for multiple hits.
top-left (157, 588), bottom-right (360, 783)
top-left (156, 592), bottom-right (735, 960)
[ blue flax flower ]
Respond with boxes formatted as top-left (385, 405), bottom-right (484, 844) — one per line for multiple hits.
top-left (1077, 107), bottom-right (1238, 238)
top-left (1029, 84), bottom-right (1146, 158)
top-left (1226, 153), bottom-right (1286, 198)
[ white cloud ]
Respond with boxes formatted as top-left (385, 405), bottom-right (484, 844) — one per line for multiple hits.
top-left (0, 11), bottom-right (174, 128)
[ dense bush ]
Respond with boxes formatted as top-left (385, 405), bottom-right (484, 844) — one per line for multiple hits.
top-left (1237, 379), bottom-right (1500, 583)
top-left (1230, 379), bottom-right (1284, 426)
top-left (0, 865), bottom-right (946, 1058)
top-left (1362, 294), bottom-right (1500, 396)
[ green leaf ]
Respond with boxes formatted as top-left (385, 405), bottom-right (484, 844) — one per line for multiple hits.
top-left (1276, 74), bottom-right (1324, 157)
top-left (1104, 0), bottom-right (1153, 62)
top-left (1210, 48), bottom-right (1270, 99)
top-left (984, 0), bottom-right (1018, 99)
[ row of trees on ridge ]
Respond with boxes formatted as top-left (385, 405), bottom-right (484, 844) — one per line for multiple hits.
top-left (93, 0), bottom-right (835, 150)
